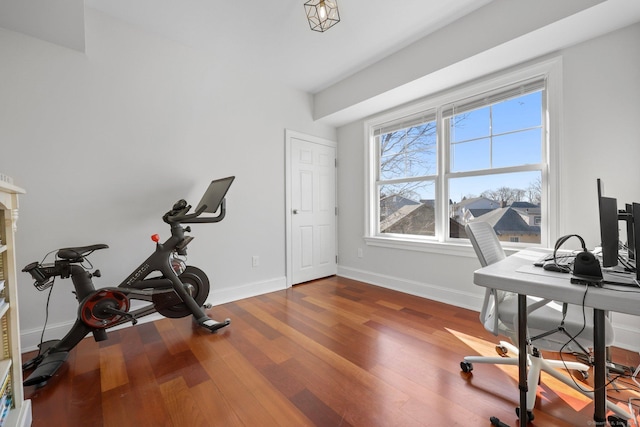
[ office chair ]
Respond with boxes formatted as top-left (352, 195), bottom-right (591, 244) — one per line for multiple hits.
top-left (460, 221), bottom-right (631, 421)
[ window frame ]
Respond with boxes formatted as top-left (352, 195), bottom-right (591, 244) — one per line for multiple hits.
top-left (364, 57), bottom-right (562, 255)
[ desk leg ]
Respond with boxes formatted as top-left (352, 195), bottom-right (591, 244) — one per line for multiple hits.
top-left (593, 308), bottom-right (606, 426)
top-left (518, 294), bottom-right (528, 425)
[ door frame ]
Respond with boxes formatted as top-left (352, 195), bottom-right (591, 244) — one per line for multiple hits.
top-left (285, 129), bottom-right (337, 287)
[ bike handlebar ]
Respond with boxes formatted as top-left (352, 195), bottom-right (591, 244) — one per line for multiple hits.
top-left (163, 199), bottom-right (227, 224)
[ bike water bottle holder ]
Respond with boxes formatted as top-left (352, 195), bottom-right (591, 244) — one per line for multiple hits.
top-left (34, 280), bottom-right (54, 292)
top-left (22, 262), bottom-right (55, 291)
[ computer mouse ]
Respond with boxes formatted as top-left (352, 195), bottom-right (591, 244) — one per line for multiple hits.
top-left (543, 262), bottom-right (571, 273)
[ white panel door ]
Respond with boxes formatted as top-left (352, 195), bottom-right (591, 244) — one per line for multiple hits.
top-left (290, 136), bottom-right (336, 285)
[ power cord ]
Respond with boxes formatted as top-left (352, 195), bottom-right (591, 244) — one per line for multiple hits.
top-left (36, 279), bottom-right (55, 357)
top-left (557, 282), bottom-right (594, 393)
top-left (29, 249), bottom-right (59, 361)
top-left (554, 283), bottom-right (640, 427)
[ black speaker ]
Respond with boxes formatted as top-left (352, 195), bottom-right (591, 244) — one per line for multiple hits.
top-left (573, 250), bottom-right (603, 283)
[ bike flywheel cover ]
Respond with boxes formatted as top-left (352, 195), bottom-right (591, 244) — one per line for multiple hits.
top-left (79, 289), bottom-right (130, 328)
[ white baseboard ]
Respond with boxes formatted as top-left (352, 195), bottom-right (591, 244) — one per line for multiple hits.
top-left (612, 323), bottom-right (640, 353)
top-left (21, 276), bottom-right (288, 353)
top-left (337, 265), bottom-right (483, 311)
top-left (338, 266), bottom-right (640, 353)
top-left (207, 276), bottom-right (287, 306)
top-left (22, 321), bottom-right (71, 353)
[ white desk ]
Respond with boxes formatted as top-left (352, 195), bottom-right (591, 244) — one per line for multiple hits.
top-left (474, 248), bottom-right (640, 426)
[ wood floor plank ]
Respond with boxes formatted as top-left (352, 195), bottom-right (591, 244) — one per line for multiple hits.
top-left (158, 376), bottom-right (209, 427)
top-left (99, 344), bottom-right (129, 392)
top-left (119, 350), bottom-right (173, 427)
top-left (188, 379), bottom-right (245, 427)
top-left (200, 340), bottom-right (298, 426)
top-left (23, 276), bottom-right (640, 426)
top-left (67, 370), bottom-right (104, 427)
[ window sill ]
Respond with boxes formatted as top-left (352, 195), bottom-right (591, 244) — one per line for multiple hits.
top-left (364, 235), bottom-right (527, 257)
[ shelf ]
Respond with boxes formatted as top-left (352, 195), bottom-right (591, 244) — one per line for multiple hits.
top-left (0, 360), bottom-right (9, 384)
top-left (0, 182), bottom-right (30, 426)
top-left (0, 182), bottom-right (24, 196)
top-left (2, 400), bottom-right (31, 427)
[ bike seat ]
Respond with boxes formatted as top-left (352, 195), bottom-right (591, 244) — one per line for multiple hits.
top-left (57, 244), bottom-right (109, 260)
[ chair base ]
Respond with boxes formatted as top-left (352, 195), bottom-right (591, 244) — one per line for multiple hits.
top-left (461, 341), bottom-right (633, 421)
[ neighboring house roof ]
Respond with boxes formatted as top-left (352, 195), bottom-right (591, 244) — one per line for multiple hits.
top-left (381, 204), bottom-right (434, 235)
top-left (380, 194), bottom-right (420, 206)
top-left (451, 196), bottom-right (500, 210)
top-left (513, 207), bottom-right (541, 216)
top-left (380, 204), bottom-right (423, 231)
top-left (476, 207), bottom-right (540, 235)
top-left (468, 208), bottom-right (495, 218)
top-left (511, 201), bottom-right (539, 209)
top-left (380, 195), bottom-right (420, 218)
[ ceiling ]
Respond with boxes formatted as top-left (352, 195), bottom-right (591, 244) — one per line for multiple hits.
top-left (0, 0), bottom-right (494, 94)
top-left (84, 0), bottom-right (496, 93)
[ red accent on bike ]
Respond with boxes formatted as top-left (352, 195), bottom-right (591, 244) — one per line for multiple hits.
top-left (80, 289), bottom-right (130, 328)
top-left (151, 234), bottom-right (160, 242)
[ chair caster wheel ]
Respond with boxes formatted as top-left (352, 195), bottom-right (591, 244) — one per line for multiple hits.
top-left (575, 370), bottom-right (589, 381)
top-left (515, 407), bottom-right (534, 422)
top-left (460, 361), bottom-right (473, 373)
top-left (495, 345), bottom-right (508, 357)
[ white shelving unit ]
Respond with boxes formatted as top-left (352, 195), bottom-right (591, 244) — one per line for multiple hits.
top-left (0, 181), bottom-right (32, 427)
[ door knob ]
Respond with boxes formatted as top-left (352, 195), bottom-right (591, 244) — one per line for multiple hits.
top-left (293, 209), bottom-right (299, 214)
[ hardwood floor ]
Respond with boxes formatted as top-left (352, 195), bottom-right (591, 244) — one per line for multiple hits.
top-left (23, 276), bottom-right (640, 426)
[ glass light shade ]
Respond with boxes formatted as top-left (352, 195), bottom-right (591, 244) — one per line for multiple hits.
top-left (304, 0), bottom-right (340, 32)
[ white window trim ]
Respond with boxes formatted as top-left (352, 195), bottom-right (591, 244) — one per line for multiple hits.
top-left (364, 56), bottom-right (562, 255)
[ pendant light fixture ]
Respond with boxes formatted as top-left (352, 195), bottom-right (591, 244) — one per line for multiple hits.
top-left (304, 0), bottom-right (340, 32)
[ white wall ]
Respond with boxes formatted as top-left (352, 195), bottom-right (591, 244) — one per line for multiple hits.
top-left (336, 23), bottom-right (640, 351)
top-left (0, 9), bottom-right (335, 350)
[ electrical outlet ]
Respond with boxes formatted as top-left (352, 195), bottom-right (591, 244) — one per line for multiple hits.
top-left (252, 255), bottom-right (259, 267)
top-left (357, 248), bottom-right (363, 258)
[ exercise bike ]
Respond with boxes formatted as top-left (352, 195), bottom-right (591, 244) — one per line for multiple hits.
top-left (21, 176), bottom-right (235, 387)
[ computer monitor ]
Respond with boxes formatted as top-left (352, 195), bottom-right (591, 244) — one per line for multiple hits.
top-left (632, 202), bottom-right (639, 281)
top-left (625, 202), bottom-right (636, 261)
top-left (597, 179), bottom-right (619, 268)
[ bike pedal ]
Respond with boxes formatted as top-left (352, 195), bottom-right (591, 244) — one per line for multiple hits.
top-left (200, 318), bottom-right (231, 333)
top-left (22, 355), bottom-right (44, 371)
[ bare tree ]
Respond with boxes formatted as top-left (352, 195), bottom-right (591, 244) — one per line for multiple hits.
top-left (480, 186), bottom-right (529, 206)
top-left (479, 179), bottom-right (541, 206)
top-left (527, 176), bottom-right (542, 205)
top-left (379, 123), bottom-right (436, 181)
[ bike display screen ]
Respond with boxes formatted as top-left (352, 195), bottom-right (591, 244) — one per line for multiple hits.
top-left (195, 176), bottom-right (235, 213)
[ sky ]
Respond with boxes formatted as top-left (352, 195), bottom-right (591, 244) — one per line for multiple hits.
top-left (449, 91), bottom-right (542, 202)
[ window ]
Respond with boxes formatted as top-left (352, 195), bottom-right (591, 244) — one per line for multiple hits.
top-left (445, 81), bottom-right (544, 244)
top-left (366, 60), bottom-right (559, 251)
top-left (376, 110), bottom-right (437, 237)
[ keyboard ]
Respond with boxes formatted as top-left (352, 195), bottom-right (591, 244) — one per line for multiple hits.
top-left (533, 253), bottom-right (575, 268)
top-left (601, 269), bottom-right (639, 287)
